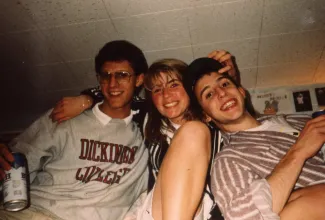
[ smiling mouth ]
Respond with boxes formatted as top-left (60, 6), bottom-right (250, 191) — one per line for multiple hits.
top-left (164, 102), bottom-right (178, 108)
top-left (220, 99), bottom-right (236, 111)
top-left (109, 91), bottom-right (123, 96)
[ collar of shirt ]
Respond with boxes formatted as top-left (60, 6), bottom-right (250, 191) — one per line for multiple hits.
top-left (92, 102), bottom-right (136, 126)
top-left (160, 120), bottom-right (181, 144)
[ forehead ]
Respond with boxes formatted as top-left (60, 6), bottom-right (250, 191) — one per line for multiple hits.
top-left (195, 72), bottom-right (222, 89)
top-left (101, 61), bottom-right (134, 72)
top-left (149, 71), bottom-right (180, 85)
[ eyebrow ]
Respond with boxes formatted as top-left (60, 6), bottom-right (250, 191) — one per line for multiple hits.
top-left (154, 78), bottom-right (179, 86)
top-left (199, 75), bottom-right (229, 99)
top-left (167, 78), bottom-right (180, 84)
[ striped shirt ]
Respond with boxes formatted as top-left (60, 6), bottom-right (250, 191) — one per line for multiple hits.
top-left (211, 114), bottom-right (325, 220)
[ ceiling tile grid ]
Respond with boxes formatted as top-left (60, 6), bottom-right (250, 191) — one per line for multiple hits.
top-left (0, 30), bottom-right (63, 68)
top-left (187, 0), bottom-right (263, 45)
top-left (0, 1), bottom-right (37, 34)
top-left (192, 38), bottom-right (259, 69)
top-left (25, 62), bottom-right (79, 92)
top-left (41, 20), bottom-right (119, 62)
top-left (256, 59), bottom-right (320, 88)
top-left (66, 59), bottom-right (99, 89)
top-left (103, 0), bottom-right (212, 18)
top-left (261, 0), bottom-right (325, 36)
top-left (144, 46), bottom-right (194, 65)
top-left (238, 67), bottom-right (258, 89)
top-left (112, 10), bottom-right (191, 51)
top-left (257, 30), bottom-right (325, 66)
top-left (18, 0), bottom-right (109, 28)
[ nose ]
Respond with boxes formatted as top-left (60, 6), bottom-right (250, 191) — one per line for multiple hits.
top-left (215, 86), bottom-right (226, 98)
top-left (162, 87), bottom-right (171, 98)
top-left (108, 75), bottom-right (118, 87)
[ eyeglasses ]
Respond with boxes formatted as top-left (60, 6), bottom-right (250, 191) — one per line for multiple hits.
top-left (97, 71), bottom-right (133, 84)
top-left (145, 79), bottom-right (183, 94)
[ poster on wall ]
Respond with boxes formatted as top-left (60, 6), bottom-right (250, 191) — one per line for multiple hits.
top-left (292, 90), bottom-right (313, 112)
top-left (315, 87), bottom-right (325, 106)
top-left (250, 89), bottom-right (293, 115)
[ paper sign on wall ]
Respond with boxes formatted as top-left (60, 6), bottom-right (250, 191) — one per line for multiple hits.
top-left (249, 89), bottom-right (293, 115)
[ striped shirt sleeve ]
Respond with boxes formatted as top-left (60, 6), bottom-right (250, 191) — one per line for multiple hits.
top-left (212, 157), bottom-right (279, 220)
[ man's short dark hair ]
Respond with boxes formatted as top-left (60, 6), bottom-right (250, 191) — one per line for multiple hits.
top-left (184, 57), bottom-right (256, 120)
top-left (95, 40), bottom-right (148, 76)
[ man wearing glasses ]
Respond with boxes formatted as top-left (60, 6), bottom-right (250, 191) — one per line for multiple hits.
top-left (0, 40), bottom-right (149, 220)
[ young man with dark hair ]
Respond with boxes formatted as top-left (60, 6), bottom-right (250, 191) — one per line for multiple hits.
top-left (0, 40), bottom-right (149, 220)
top-left (184, 57), bottom-right (325, 220)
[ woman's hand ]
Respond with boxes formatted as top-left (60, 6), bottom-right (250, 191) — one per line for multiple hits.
top-left (49, 95), bottom-right (93, 123)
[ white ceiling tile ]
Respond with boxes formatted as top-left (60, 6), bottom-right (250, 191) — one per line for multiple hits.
top-left (144, 47), bottom-right (194, 65)
top-left (104, 0), bottom-right (211, 18)
top-left (3, 31), bottom-right (62, 66)
top-left (20, 0), bottom-right (109, 28)
top-left (0, 1), bottom-right (37, 33)
top-left (188, 0), bottom-right (263, 45)
top-left (113, 10), bottom-right (191, 51)
top-left (239, 67), bottom-right (257, 89)
top-left (192, 38), bottom-right (259, 69)
top-left (262, 0), bottom-right (325, 36)
top-left (315, 60), bottom-right (325, 83)
top-left (210, 0), bottom-right (247, 3)
top-left (66, 59), bottom-right (98, 89)
top-left (256, 60), bottom-right (319, 88)
top-left (258, 30), bottom-right (325, 66)
top-left (42, 20), bottom-right (119, 61)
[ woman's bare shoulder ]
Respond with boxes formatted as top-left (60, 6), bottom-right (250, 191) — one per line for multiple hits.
top-left (177, 120), bottom-right (210, 136)
top-left (172, 120), bottom-right (211, 153)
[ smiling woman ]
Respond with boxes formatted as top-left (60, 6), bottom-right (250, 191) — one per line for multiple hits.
top-left (138, 58), bottom-right (215, 220)
top-left (144, 59), bottom-right (193, 141)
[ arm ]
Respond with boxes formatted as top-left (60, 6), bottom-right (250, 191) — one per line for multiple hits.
top-left (155, 121), bottom-right (211, 220)
top-left (9, 110), bottom-right (65, 182)
top-left (50, 86), bottom-right (103, 123)
top-left (207, 50), bottom-right (239, 83)
top-left (267, 114), bottom-right (325, 214)
top-left (213, 115), bottom-right (325, 219)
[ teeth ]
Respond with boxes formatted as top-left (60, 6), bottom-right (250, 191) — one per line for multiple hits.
top-left (164, 102), bottom-right (177, 108)
top-left (110, 92), bottom-right (122, 96)
top-left (221, 100), bottom-right (235, 110)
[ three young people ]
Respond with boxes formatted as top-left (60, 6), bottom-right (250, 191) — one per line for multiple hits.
top-left (49, 47), bottom-right (236, 219)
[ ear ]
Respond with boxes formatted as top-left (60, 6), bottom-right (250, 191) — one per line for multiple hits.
top-left (135, 73), bottom-right (144, 87)
top-left (238, 87), bottom-right (246, 98)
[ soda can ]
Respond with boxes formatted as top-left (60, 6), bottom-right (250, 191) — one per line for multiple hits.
top-left (2, 152), bottom-right (29, 211)
top-left (312, 109), bottom-right (325, 119)
top-left (312, 109), bottom-right (325, 157)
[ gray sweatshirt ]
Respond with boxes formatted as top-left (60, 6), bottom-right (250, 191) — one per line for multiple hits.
top-left (10, 105), bottom-right (148, 220)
